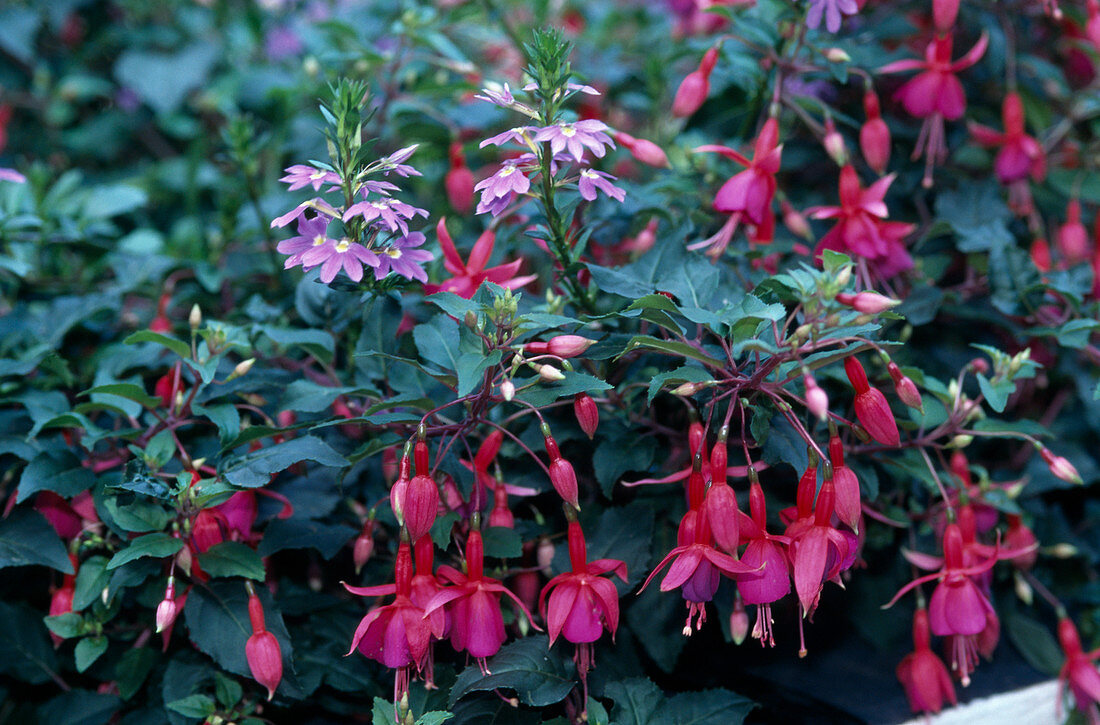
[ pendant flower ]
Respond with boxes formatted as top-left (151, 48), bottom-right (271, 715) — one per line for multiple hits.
top-left (897, 608), bottom-right (957, 716)
top-left (425, 219), bottom-right (535, 298)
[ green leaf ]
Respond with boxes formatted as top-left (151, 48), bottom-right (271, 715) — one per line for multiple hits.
top-left (72, 556), bottom-right (110, 611)
top-left (38, 690), bottom-right (120, 725)
top-left (1005, 611), bottom-right (1063, 677)
top-left (83, 184), bottom-right (148, 219)
top-left (481, 527), bottom-right (523, 559)
top-left (262, 326), bottom-right (336, 360)
top-left (166, 694), bottom-right (217, 719)
top-left (456, 350), bottom-right (502, 397)
top-left (934, 183), bottom-right (1012, 253)
top-left (0, 509), bottom-right (74, 573)
top-left (593, 436), bottom-right (656, 498)
top-left (426, 291), bottom-right (480, 320)
top-left (109, 459), bottom-right (174, 500)
top-left (222, 436), bottom-right (349, 487)
top-left (123, 330), bottom-right (191, 359)
top-left (16, 450), bottom-right (95, 503)
top-left (78, 383), bottom-right (160, 409)
top-left (114, 42), bottom-right (219, 115)
top-left (280, 380), bottom-right (357, 414)
top-left (74, 636), bottom-right (108, 673)
top-left (115, 647), bottom-right (157, 700)
top-left (214, 671), bottom-right (244, 708)
top-left (257, 518), bottom-right (357, 560)
top-left (618, 336), bottom-right (724, 368)
top-left (105, 533), bottom-right (183, 570)
top-left (518, 371), bottom-right (613, 408)
top-left (193, 403), bottom-right (241, 445)
top-left (606, 677), bottom-right (662, 725)
top-left (45, 613), bottom-right (84, 640)
top-left (197, 541), bottom-right (266, 580)
top-left (414, 316), bottom-right (461, 372)
top-left (586, 263), bottom-right (654, 298)
top-left (646, 365), bottom-right (713, 404)
top-left (977, 373), bottom-right (1015, 414)
top-left (653, 689), bottom-right (755, 725)
top-left (449, 636), bottom-right (574, 707)
top-left (0, 601), bottom-right (59, 685)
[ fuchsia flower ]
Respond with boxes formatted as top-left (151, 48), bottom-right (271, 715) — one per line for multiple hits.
top-left (785, 478), bottom-right (850, 618)
top-left (810, 165), bottom-right (916, 278)
top-left (691, 117), bottom-right (782, 259)
top-left (827, 432), bottom-right (863, 533)
top-left (423, 528), bottom-right (539, 667)
top-left (897, 608), bottom-right (957, 715)
top-left (879, 33), bottom-right (988, 186)
top-left (573, 393), bottom-right (599, 439)
top-left (844, 356), bottom-right (900, 447)
top-left (425, 218), bottom-right (536, 298)
top-left (738, 478), bottom-right (791, 647)
top-left (1058, 616), bottom-right (1100, 722)
top-left (702, 430), bottom-right (741, 555)
top-left (969, 92), bottom-right (1045, 214)
top-left (860, 89), bottom-right (891, 175)
top-left (1056, 199), bottom-right (1091, 264)
top-left (245, 591), bottom-right (283, 701)
top-left (543, 431), bottom-right (580, 508)
top-left (672, 46), bottom-right (720, 117)
top-left (402, 439), bottom-right (439, 543)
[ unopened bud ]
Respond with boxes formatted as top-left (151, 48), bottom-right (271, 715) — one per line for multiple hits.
top-left (886, 362), bottom-right (923, 412)
top-left (823, 116), bottom-right (847, 166)
top-left (730, 594), bottom-right (750, 645)
top-left (1014, 571), bottom-right (1033, 605)
top-left (1048, 543), bottom-right (1078, 558)
top-left (803, 372), bottom-right (829, 422)
top-left (464, 310), bottom-right (478, 329)
top-left (835, 291), bottom-right (901, 315)
top-left (501, 380), bottom-right (515, 401)
top-left (537, 364), bottom-right (565, 382)
top-left (189, 304), bottom-right (202, 330)
top-left (823, 47), bottom-right (851, 63)
top-left (546, 334), bottom-right (594, 358)
top-left (573, 393), bottom-right (599, 439)
top-left (1040, 446), bottom-right (1083, 484)
top-left (537, 537), bottom-right (555, 577)
top-left (228, 358), bottom-right (254, 381)
top-left (949, 434), bottom-right (973, 448)
top-left (834, 265), bottom-right (853, 288)
top-left (672, 381), bottom-right (704, 396)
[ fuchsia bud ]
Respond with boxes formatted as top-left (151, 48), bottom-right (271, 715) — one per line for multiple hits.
top-left (405, 447), bottom-right (440, 542)
top-left (190, 508), bottom-right (227, 553)
top-left (489, 483), bottom-right (514, 528)
top-left (1005, 515), bottom-right (1038, 571)
top-left (537, 537), bottom-right (555, 577)
top-left (886, 362), bottom-right (924, 412)
top-left (445, 142), bottom-right (474, 213)
top-left (860, 89), bottom-right (891, 175)
top-left (544, 431), bottom-right (580, 508)
top-left (844, 356), bottom-right (900, 447)
top-left (933, 0), bottom-right (960, 34)
top-left (781, 200), bottom-right (812, 240)
top-left (1030, 237), bottom-right (1052, 273)
top-left (804, 372), bottom-right (829, 422)
top-left (1040, 447), bottom-right (1083, 484)
top-left (245, 592), bottom-right (283, 701)
top-left (474, 430), bottom-right (504, 471)
top-left (545, 334), bottom-right (594, 358)
top-left (704, 428), bottom-right (739, 554)
top-left (672, 46), bottom-right (719, 117)
top-left (573, 393), bottom-right (599, 439)
top-left (614, 131), bottom-right (670, 168)
top-left (155, 578), bottom-right (179, 633)
top-left (823, 116), bottom-right (847, 166)
top-left (390, 451), bottom-right (412, 522)
top-left (1057, 199), bottom-right (1090, 264)
top-left (835, 291), bottom-right (901, 315)
top-left (897, 608), bottom-right (957, 715)
top-left (829, 432), bottom-right (862, 532)
top-left (729, 593), bottom-right (750, 645)
top-left (352, 517), bottom-right (376, 574)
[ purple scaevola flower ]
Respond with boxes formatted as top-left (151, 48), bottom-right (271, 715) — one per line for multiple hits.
top-left (0, 168), bottom-right (26, 184)
top-left (806, 0), bottom-right (859, 33)
top-left (533, 120), bottom-right (614, 163)
top-left (374, 232), bottom-right (433, 282)
top-left (378, 145), bottom-right (421, 177)
top-left (265, 26), bottom-right (303, 61)
top-left (578, 169), bottom-right (625, 202)
top-left (475, 83), bottom-right (517, 108)
top-left (277, 215), bottom-right (331, 269)
top-left (476, 191), bottom-right (515, 216)
top-left (271, 197), bottom-right (342, 228)
top-left (522, 81), bottom-right (601, 96)
top-left (358, 179), bottom-right (400, 196)
top-left (300, 238), bottom-right (380, 284)
top-left (480, 127), bottom-right (536, 148)
top-left (279, 164), bottom-right (340, 192)
top-left (343, 197), bottom-right (428, 234)
top-left (474, 160), bottom-right (531, 202)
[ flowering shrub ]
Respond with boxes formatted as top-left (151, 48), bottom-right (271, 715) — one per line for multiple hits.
top-left (3, 1), bottom-right (1100, 724)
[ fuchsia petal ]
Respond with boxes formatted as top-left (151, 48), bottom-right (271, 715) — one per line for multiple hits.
top-left (546, 582), bottom-right (579, 645)
top-left (343, 582), bottom-right (397, 597)
top-left (793, 529), bottom-right (830, 613)
top-left (694, 144), bottom-right (751, 166)
top-left (348, 607), bottom-right (385, 655)
top-left (660, 548), bottom-right (705, 592)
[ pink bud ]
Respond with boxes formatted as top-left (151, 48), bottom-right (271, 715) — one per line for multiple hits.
top-left (1006, 515), bottom-right (1038, 570)
top-left (404, 473), bottom-right (440, 542)
top-left (1030, 237), bottom-right (1052, 273)
top-left (704, 481), bottom-right (741, 554)
top-left (835, 291), bottom-right (900, 315)
top-left (886, 362), bottom-right (923, 412)
top-left (475, 430), bottom-right (504, 471)
top-left (352, 519), bottom-right (375, 574)
top-left (804, 373), bottom-right (829, 422)
top-left (573, 393), bottom-right (599, 439)
top-left (933, 0), bottom-right (960, 34)
top-left (730, 594), bottom-right (750, 645)
top-left (245, 594), bottom-right (283, 700)
top-left (845, 357), bottom-right (900, 447)
top-left (155, 580), bottom-right (179, 633)
top-left (672, 45), bottom-right (719, 118)
top-left (1040, 447), bottom-right (1083, 484)
top-left (489, 484), bottom-right (514, 529)
top-left (781, 201), bottom-right (812, 240)
top-left (1057, 199), bottom-right (1090, 264)
top-left (500, 380), bottom-right (515, 401)
top-left (445, 142), bottom-right (474, 213)
top-left (390, 454), bottom-right (411, 521)
top-left (614, 131), bottom-right (669, 168)
top-left (544, 435), bottom-right (579, 508)
top-left (860, 90), bottom-right (891, 175)
top-left (545, 334), bottom-right (594, 358)
top-left (537, 537), bottom-right (555, 577)
top-left (823, 116), bottom-right (847, 166)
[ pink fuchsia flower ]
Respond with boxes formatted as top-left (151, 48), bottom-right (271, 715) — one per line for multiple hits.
top-left (1057, 615), bottom-right (1100, 722)
top-left (673, 45), bottom-right (720, 117)
top-left (968, 92), bottom-right (1045, 185)
top-left (738, 478), bottom-right (791, 647)
top-left (578, 168), bottom-right (625, 202)
top-left (277, 215), bottom-right (331, 269)
top-left (245, 591), bottom-right (283, 700)
top-left (614, 131), bottom-right (669, 168)
top-left (300, 237), bottom-right (380, 284)
top-left (279, 164), bottom-right (340, 192)
top-left (897, 608), bottom-right (957, 715)
top-left (1056, 199), bottom-right (1091, 265)
top-left (374, 232), bottom-right (434, 283)
top-left (784, 479), bottom-right (850, 618)
top-left (533, 120), bottom-right (615, 162)
top-left (424, 218), bottom-right (536, 298)
top-left (810, 165), bottom-right (916, 279)
top-left (844, 355), bottom-right (900, 447)
top-left (807, 0), bottom-right (859, 33)
top-left (423, 527), bottom-right (539, 666)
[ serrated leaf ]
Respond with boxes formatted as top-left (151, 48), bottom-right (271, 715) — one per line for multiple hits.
top-left (222, 436), bottom-right (349, 487)
top-left (607, 677), bottom-right (662, 725)
top-left (109, 459), bottom-right (173, 500)
top-left (449, 636), bottom-right (574, 707)
top-left (16, 450), bottom-right (95, 504)
top-left (166, 694), bottom-right (217, 718)
top-left (105, 533), bottom-right (182, 570)
top-left (0, 509), bottom-right (74, 573)
top-left (197, 541), bottom-right (265, 580)
top-left (74, 636), bottom-right (108, 673)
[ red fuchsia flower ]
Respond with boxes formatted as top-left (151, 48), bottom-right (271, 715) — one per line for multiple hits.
top-left (409, 537), bottom-right (447, 686)
top-left (543, 429), bottom-right (580, 508)
top-left (785, 478), bottom-right (850, 619)
top-left (968, 92), bottom-right (1045, 214)
top-left (245, 590), bottom-right (283, 701)
top-left (933, 0), bottom-right (960, 34)
top-left (691, 117), bottom-right (782, 259)
top-left (425, 218), bottom-right (536, 299)
top-left (191, 508), bottom-right (229, 553)
top-left (1057, 199), bottom-right (1091, 265)
top-left (672, 45), bottom-right (720, 117)
top-left (738, 477), bottom-right (791, 648)
top-left (844, 355), bottom-right (901, 447)
top-left (345, 539), bottom-right (442, 701)
top-left (1058, 615), bottom-right (1100, 722)
top-left (897, 608), bottom-right (958, 716)
top-left (809, 165), bottom-right (915, 278)
top-left (613, 131), bottom-right (670, 168)
top-left (879, 33), bottom-right (988, 187)
top-left (445, 142), bottom-right (474, 213)
top-left (573, 393), bottom-right (599, 439)
top-left (827, 431), bottom-right (863, 533)
top-left (1005, 515), bottom-right (1038, 571)
top-left (423, 526), bottom-right (539, 668)
top-left (539, 518), bottom-right (627, 690)
top-left (860, 88), bottom-right (891, 175)
top-left (35, 490), bottom-right (97, 540)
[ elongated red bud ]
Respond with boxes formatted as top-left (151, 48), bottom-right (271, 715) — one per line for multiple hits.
top-left (845, 357), bottom-right (899, 447)
top-left (781, 200), bottom-right (812, 240)
top-left (828, 433), bottom-right (861, 532)
top-left (545, 334), bottom-right (594, 358)
top-left (489, 482), bottom-right (514, 528)
top-left (614, 131), bottom-right (670, 168)
top-left (414, 438), bottom-right (430, 476)
top-left (835, 291), bottom-right (900, 314)
top-left (933, 0), bottom-right (960, 33)
top-left (353, 518), bottom-right (375, 574)
top-left (672, 64), bottom-right (709, 117)
top-left (859, 89), bottom-right (891, 175)
top-left (544, 434), bottom-right (579, 508)
top-left (804, 372), bottom-right (829, 422)
top-left (1040, 446), bottom-right (1083, 484)
top-left (245, 593), bottom-right (283, 700)
top-left (155, 578), bottom-right (178, 633)
top-left (886, 362), bottom-right (923, 412)
top-left (1057, 199), bottom-right (1090, 264)
top-left (475, 430), bottom-right (504, 471)
top-left (709, 426), bottom-right (728, 485)
top-left (390, 452), bottom-right (411, 521)
top-left (445, 142), bottom-right (474, 213)
top-left (704, 480), bottom-right (740, 554)
top-left (573, 393), bottom-right (599, 439)
top-left (1089, 0), bottom-right (1100, 49)
top-left (1030, 238), bottom-right (1051, 273)
top-left (688, 421), bottom-right (706, 458)
top-left (404, 473), bottom-right (440, 542)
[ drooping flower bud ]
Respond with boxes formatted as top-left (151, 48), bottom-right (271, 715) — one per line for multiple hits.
top-left (860, 89), bottom-right (891, 175)
top-left (390, 448), bottom-right (412, 523)
top-left (886, 362), bottom-right (923, 412)
top-left (573, 393), bottom-right (599, 439)
top-left (823, 115), bottom-right (847, 166)
top-left (544, 431), bottom-right (580, 508)
top-left (475, 430), bottom-right (504, 471)
top-left (501, 379), bottom-right (515, 401)
top-left (1005, 515), bottom-right (1038, 570)
top-left (781, 200), bottom-right (812, 240)
top-left (404, 472), bottom-right (440, 543)
top-left (1039, 446), bottom-right (1083, 484)
top-left (933, 0), bottom-right (960, 34)
top-left (545, 334), bottom-right (594, 358)
top-left (489, 481), bottom-right (514, 529)
top-left (245, 591), bottom-right (283, 700)
top-left (804, 372), bottom-right (829, 422)
top-left (537, 363), bottom-right (566, 382)
top-left (1057, 199), bottom-right (1090, 264)
top-left (155, 577), bottom-right (179, 633)
top-left (672, 46), bottom-right (719, 117)
top-left (844, 356), bottom-right (900, 447)
top-left (829, 431), bottom-right (862, 532)
top-left (730, 592), bottom-right (750, 645)
top-left (835, 291), bottom-right (901, 315)
top-left (1030, 237), bottom-right (1052, 273)
top-left (704, 474), bottom-right (741, 555)
top-left (444, 142), bottom-right (474, 213)
top-left (614, 131), bottom-right (670, 168)
top-left (353, 517), bottom-right (376, 574)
